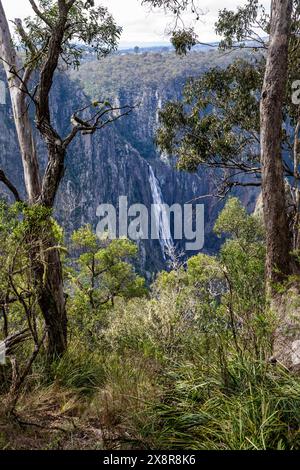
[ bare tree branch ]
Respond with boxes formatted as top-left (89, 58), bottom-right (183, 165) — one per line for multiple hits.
top-left (0, 169), bottom-right (22, 201)
top-left (63, 104), bottom-right (135, 148)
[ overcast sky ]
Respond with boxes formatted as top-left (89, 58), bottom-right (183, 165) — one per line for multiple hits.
top-left (2, 0), bottom-right (271, 46)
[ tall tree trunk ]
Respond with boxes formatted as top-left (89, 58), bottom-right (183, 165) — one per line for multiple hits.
top-left (35, 243), bottom-right (67, 359)
top-left (260, 0), bottom-right (293, 286)
top-left (36, 144), bottom-right (67, 360)
top-left (261, 0), bottom-right (300, 369)
top-left (0, 1), bottom-right (41, 203)
top-left (0, 1), bottom-right (67, 360)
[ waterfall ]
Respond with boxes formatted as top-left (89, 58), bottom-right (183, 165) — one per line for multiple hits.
top-left (148, 165), bottom-right (175, 260)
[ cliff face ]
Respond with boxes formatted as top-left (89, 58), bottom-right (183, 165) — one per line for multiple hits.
top-left (0, 52), bottom-right (257, 273)
top-left (56, 72), bottom-right (224, 272)
top-left (113, 80), bottom-right (225, 256)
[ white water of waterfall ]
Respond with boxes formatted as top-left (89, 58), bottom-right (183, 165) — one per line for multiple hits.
top-left (148, 165), bottom-right (175, 260)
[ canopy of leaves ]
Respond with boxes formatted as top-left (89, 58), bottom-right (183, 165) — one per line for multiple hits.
top-left (215, 197), bottom-right (265, 317)
top-left (154, 197), bottom-right (265, 334)
top-left (171, 28), bottom-right (198, 55)
top-left (16, 0), bottom-right (122, 69)
top-left (150, 0), bottom-right (299, 191)
top-left (216, 0), bottom-right (269, 50)
top-left (214, 197), bottom-right (264, 242)
top-left (156, 57), bottom-right (263, 178)
top-left (0, 202), bottom-right (63, 343)
top-left (142, 0), bottom-right (200, 17)
top-left (68, 225), bottom-right (147, 313)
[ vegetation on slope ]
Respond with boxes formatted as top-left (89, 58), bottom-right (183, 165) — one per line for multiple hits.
top-left (69, 49), bottom-right (248, 100)
top-left (1, 198), bottom-right (300, 450)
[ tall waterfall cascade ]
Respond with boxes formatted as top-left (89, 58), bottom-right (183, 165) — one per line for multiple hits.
top-left (148, 164), bottom-right (175, 260)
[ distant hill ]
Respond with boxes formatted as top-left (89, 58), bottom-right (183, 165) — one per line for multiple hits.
top-left (69, 48), bottom-right (245, 100)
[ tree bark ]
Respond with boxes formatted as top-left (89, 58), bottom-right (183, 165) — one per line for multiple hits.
top-left (0, 0), bottom-right (67, 361)
top-left (35, 144), bottom-right (67, 359)
top-left (35, 245), bottom-right (67, 358)
top-left (260, 0), bottom-right (300, 370)
top-left (0, 0), bottom-right (41, 203)
top-left (260, 0), bottom-right (293, 287)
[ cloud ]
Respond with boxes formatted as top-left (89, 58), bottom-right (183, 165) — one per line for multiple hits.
top-left (1, 0), bottom-right (271, 45)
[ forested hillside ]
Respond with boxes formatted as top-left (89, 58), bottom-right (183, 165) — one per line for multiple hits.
top-left (69, 49), bottom-right (236, 98)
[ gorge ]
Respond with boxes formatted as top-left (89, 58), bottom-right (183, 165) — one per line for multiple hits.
top-left (0, 48), bottom-right (258, 274)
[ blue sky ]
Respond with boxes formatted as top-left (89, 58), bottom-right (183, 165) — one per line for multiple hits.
top-left (2, 0), bottom-right (271, 46)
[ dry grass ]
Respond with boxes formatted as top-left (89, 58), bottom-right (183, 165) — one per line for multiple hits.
top-left (0, 385), bottom-right (105, 450)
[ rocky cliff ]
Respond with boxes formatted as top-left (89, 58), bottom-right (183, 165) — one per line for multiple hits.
top-left (0, 50), bottom-right (258, 274)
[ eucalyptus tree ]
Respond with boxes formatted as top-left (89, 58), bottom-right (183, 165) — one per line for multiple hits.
top-left (143, 0), bottom-right (300, 367)
top-left (144, 0), bottom-right (300, 274)
top-left (0, 0), bottom-right (131, 360)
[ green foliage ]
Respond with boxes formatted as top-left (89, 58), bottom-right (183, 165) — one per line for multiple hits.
top-left (51, 341), bottom-right (105, 396)
top-left (18, 0), bottom-right (121, 69)
top-left (2, 198), bottom-right (300, 450)
top-left (105, 293), bottom-right (190, 360)
top-left (216, 0), bottom-right (270, 50)
top-left (3, 0), bottom-right (300, 450)
top-left (143, 355), bottom-right (300, 450)
top-left (171, 29), bottom-right (197, 56)
top-left (93, 199), bottom-right (276, 450)
top-left (69, 49), bottom-right (238, 101)
top-left (142, 0), bottom-right (197, 15)
top-left (215, 199), bottom-right (266, 339)
top-left (67, 225), bottom-right (147, 345)
top-left (104, 198), bottom-right (266, 358)
top-left (0, 202), bottom-right (61, 337)
top-left (69, 225), bottom-right (146, 307)
top-left (151, 0), bottom-right (299, 189)
top-left (156, 58), bottom-right (264, 175)
top-left (214, 197), bottom-right (264, 242)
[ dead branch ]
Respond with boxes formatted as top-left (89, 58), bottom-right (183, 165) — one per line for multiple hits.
top-left (4, 329), bottom-right (31, 356)
top-left (0, 169), bottom-right (22, 201)
top-left (63, 103), bottom-right (135, 147)
top-left (9, 327), bottom-right (48, 413)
